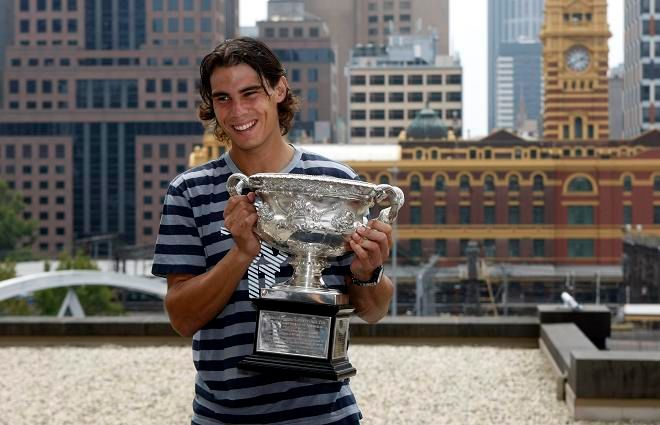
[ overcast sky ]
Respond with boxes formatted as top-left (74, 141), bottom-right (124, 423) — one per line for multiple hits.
top-left (239, 0), bottom-right (624, 138)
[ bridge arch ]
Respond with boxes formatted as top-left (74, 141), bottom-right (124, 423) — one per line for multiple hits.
top-left (0, 270), bottom-right (166, 302)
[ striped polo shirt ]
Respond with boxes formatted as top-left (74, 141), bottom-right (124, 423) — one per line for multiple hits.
top-left (152, 146), bottom-right (363, 425)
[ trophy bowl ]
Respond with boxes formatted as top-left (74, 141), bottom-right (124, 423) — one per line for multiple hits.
top-left (227, 173), bottom-right (405, 302)
top-left (227, 172), bottom-right (404, 380)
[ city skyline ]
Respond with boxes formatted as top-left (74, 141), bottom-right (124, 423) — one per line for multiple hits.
top-left (239, 0), bottom-right (625, 138)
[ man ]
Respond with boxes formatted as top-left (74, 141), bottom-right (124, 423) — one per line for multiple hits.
top-left (152, 37), bottom-right (394, 425)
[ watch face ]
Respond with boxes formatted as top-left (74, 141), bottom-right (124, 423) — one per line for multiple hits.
top-left (566, 46), bottom-right (591, 72)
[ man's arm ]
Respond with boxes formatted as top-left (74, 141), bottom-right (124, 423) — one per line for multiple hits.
top-left (165, 192), bottom-right (261, 337)
top-left (347, 220), bottom-right (394, 323)
top-left (165, 247), bottom-right (254, 337)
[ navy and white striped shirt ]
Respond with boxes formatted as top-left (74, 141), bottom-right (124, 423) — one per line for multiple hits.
top-left (152, 146), bottom-right (362, 425)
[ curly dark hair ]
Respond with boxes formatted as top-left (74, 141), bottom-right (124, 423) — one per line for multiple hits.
top-left (198, 37), bottom-right (299, 142)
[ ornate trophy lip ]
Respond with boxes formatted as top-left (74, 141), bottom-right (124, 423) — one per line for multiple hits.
top-left (260, 287), bottom-right (350, 305)
top-left (248, 173), bottom-right (378, 201)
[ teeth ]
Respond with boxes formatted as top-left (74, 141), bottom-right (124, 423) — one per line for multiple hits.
top-left (233, 120), bottom-right (256, 131)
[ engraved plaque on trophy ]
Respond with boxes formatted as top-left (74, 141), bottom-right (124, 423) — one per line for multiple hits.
top-left (227, 173), bottom-right (404, 381)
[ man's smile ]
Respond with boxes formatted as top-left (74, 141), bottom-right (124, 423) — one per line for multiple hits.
top-left (232, 120), bottom-right (257, 132)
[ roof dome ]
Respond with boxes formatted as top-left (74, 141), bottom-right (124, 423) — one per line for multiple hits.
top-left (406, 107), bottom-right (448, 140)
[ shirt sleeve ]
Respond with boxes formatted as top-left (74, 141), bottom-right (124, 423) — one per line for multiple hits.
top-left (151, 180), bottom-right (207, 278)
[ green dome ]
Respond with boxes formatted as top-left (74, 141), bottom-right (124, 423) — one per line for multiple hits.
top-left (406, 108), bottom-right (448, 140)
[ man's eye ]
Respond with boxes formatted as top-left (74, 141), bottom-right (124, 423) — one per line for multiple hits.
top-left (215, 96), bottom-right (230, 103)
top-left (244, 91), bottom-right (257, 97)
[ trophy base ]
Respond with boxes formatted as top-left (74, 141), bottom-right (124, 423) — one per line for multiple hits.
top-left (239, 353), bottom-right (356, 381)
top-left (238, 297), bottom-right (356, 382)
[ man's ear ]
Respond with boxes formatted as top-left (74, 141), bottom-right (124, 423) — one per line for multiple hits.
top-left (275, 77), bottom-right (288, 103)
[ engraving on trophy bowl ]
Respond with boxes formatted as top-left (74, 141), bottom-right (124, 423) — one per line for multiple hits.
top-left (227, 173), bottom-right (405, 301)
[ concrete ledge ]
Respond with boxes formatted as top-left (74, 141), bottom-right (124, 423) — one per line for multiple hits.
top-left (540, 323), bottom-right (597, 375)
top-left (566, 385), bottom-right (660, 422)
top-left (569, 350), bottom-right (660, 399)
top-left (0, 316), bottom-right (540, 345)
top-left (538, 305), bottom-right (611, 349)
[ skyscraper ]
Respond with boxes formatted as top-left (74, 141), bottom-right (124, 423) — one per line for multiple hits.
top-left (488, 0), bottom-right (544, 134)
top-left (258, 0), bottom-right (337, 143)
top-left (305, 0), bottom-right (450, 142)
top-left (0, 0), bottom-right (239, 256)
top-left (623, 0), bottom-right (660, 138)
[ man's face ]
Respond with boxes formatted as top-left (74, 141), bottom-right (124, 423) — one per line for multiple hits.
top-left (210, 63), bottom-right (286, 152)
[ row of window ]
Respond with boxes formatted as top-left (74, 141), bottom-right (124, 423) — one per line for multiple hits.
top-left (289, 68), bottom-right (320, 83)
top-left (563, 13), bottom-right (592, 23)
top-left (367, 14), bottom-right (411, 23)
top-left (404, 174), bottom-right (547, 192)
top-left (350, 74), bottom-right (461, 86)
top-left (142, 164), bottom-right (187, 174)
top-left (152, 0), bottom-right (214, 12)
top-left (17, 39), bottom-right (78, 47)
top-left (368, 1), bottom-right (411, 11)
top-left (4, 165), bottom-right (65, 175)
top-left (409, 239), bottom-right (595, 259)
top-left (19, 0), bottom-right (77, 12)
top-left (23, 211), bottom-right (67, 221)
top-left (76, 80), bottom-right (138, 109)
top-left (640, 0), bottom-right (660, 14)
top-left (350, 92), bottom-right (461, 103)
top-left (7, 180), bottom-right (66, 191)
top-left (263, 27), bottom-right (321, 39)
top-left (409, 146), bottom-right (641, 161)
top-left (36, 242), bottom-right (66, 252)
top-left (8, 101), bottom-right (70, 110)
top-left (9, 79), bottom-right (68, 95)
top-left (152, 17), bottom-right (213, 33)
top-left (22, 196), bottom-right (67, 205)
top-left (367, 26), bottom-right (413, 37)
top-left (639, 40), bottom-right (660, 58)
top-left (3, 144), bottom-right (66, 160)
top-left (19, 18), bottom-right (78, 34)
top-left (143, 180), bottom-right (171, 190)
top-left (10, 56), bottom-right (202, 68)
top-left (410, 205), bottom-right (547, 225)
top-left (142, 144), bottom-right (188, 159)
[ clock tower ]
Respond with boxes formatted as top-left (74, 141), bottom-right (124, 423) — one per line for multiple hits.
top-left (540, 0), bottom-right (611, 140)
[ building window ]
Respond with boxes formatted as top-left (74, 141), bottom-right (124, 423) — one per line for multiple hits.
top-left (508, 239), bottom-right (520, 257)
top-left (434, 206), bottom-right (446, 224)
top-left (428, 92), bottom-right (443, 102)
top-left (567, 176), bottom-right (594, 192)
top-left (623, 175), bottom-right (632, 192)
top-left (370, 75), bottom-right (385, 85)
top-left (533, 240), bottom-right (545, 257)
top-left (351, 127), bottom-right (366, 137)
top-left (532, 206), bottom-right (545, 224)
top-left (508, 206), bottom-right (520, 224)
top-left (459, 206), bottom-right (471, 224)
top-left (623, 205), bottom-right (633, 225)
top-left (410, 206), bottom-right (422, 224)
top-left (309, 27), bottom-right (319, 37)
top-left (435, 175), bottom-right (445, 192)
top-left (568, 206), bottom-right (594, 225)
top-left (533, 175), bottom-right (544, 191)
top-left (483, 175), bottom-right (495, 192)
top-left (350, 75), bottom-right (366, 85)
top-left (389, 92), bottom-right (404, 102)
top-left (369, 92), bottom-right (385, 102)
top-left (410, 175), bottom-right (421, 192)
top-left (435, 239), bottom-right (446, 256)
top-left (183, 17), bottom-right (194, 32)
top-left (484, 206), bottom-right (495, 224)
top-left (459, 175), bottom-right (470, 192)
top-left (654, 176), bottom-right (660, 191)
top-left (293, 27), bottom-right (303, 37)
top-left (508, 176), bottom-right (520, 191)
top-left (568, 239), bottom-right (594, 257)
top-left (369, 127), bottom-right (385, 137)
top-left (483, 239), bottom-right (496, 257)
top-left (427, 75), bottom-right (442, 85)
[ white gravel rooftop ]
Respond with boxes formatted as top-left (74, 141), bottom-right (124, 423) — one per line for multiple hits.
top-left (0, 344), bottom-right (647, 425)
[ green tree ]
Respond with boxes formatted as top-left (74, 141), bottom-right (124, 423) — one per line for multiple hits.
top-left (0, 180), bottom-right (36, 260)
top-left (0, 261), bottom-right (33, 315)
top-left (32, 251), bottom-right (124, 316)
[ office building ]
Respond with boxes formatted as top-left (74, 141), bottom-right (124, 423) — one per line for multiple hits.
top-left (258, 0), bottom-right (337, 142)
top-left (609, 64), bottom-right (624, 139)
top-left (346, 34), bottom-right (462, 144)
top-left (488, 0), bottom-right (544, 134)
top-left (0, 0), bottom-right (239, 256)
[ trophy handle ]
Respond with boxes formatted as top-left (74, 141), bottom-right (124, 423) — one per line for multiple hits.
top-left (227, 173), bottom-right (250, 197)
top-left (374, 184), bottom-right (405, 224)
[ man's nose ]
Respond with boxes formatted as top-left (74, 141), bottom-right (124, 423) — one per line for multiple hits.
top-left (230, 98), bottom-right (247, 115)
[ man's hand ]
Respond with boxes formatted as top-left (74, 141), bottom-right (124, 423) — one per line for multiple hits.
top-left (223, 192), bottom-right (261, 259)
top-left (349, 219), bottom-right (393, 281)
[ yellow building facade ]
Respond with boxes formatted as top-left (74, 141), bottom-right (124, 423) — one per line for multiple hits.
top-left (540, 0), bottom-right (611, 140)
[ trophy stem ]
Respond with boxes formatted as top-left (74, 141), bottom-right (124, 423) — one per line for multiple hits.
top-left (290, 250), bottom-right (329, 289)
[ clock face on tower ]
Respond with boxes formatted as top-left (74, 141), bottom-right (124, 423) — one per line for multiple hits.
top-left (565, 46), bottom-right (591, 72)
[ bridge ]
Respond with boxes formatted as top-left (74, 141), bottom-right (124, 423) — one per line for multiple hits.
top-left (0, 270), bottom-right (166, 317)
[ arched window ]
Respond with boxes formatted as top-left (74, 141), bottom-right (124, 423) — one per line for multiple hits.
top-left (508, 175), bottom-right (520, 191)
top-left (623, 175), bottom-right (632, 193)
top-left (410, 175), bottom-right (421, 192)
top-left (415, 149), bottom-right (423, 160)
top-left (379, 174), bottom-right (390, 185)
top-left (484, 175), bottom-right (495, 192)
top-left (459, 175), bottom-right (471, 192)
top-left (431, 150), bottom-right (438, 160)
top-left (575, 117), bottom-right (583, 139)
top-left (435, 175), bottom-right (445, 192)
top-left (654, 175), bottom-right (660, 192)
top-left (567, 176), bottom-right (593, 192)
top-left (533, 175), bottom-right (544, 191)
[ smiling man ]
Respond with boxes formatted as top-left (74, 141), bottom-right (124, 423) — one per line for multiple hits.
top-left (152, 38), bottom-right (394, 425)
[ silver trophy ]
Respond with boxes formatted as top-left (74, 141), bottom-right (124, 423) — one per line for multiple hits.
top-left (227, 173), bottom-right (404, 380)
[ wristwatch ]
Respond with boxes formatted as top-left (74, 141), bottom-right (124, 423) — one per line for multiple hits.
top-left (351, 265), bottom-right (384, 287)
